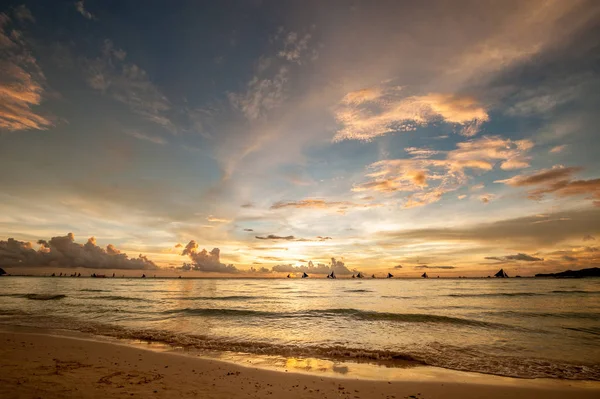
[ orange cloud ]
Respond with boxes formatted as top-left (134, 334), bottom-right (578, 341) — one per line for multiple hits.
top-left (496, 166), bottom-right (600, 206)
top-left (353, 136), bottom-right (532, 207)
top-left (270, 198), bottom-right (381, 213)
top-left (333, 85), bottom-right (489, 141)
top-left (0, 10), bottom-right (52, 132)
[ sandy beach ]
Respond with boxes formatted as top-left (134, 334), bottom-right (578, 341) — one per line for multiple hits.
top-left (0, 330), bottom-right (598, 399)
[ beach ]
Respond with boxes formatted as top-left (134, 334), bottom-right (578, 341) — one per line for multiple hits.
top-left (2, 330), bottom-right (599, 399)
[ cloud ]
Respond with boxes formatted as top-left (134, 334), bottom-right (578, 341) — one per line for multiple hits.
top-left (272, 258), bottom-right (353, 275)
top-left (550, 145), bottom-right (567, 154)
top-left (380, 208), bottom-right (600, 246)
top-left (0, 9), bottom-right (53, 132)
top-left (277, 31), bottom-right (315, 64)
top-left (75, 1), bottom-right (95, 20)
top-left (206, 216), bottom-right (231, 223)
top-left (583, 235), bottom-right (595, 241)
top-left (270, 198), bottom-right (380, 214)
top-left (255, 234), bottom-right (332, 242)
top-left (414, 265), bottom-right (456, 269)
top-left (496, 166), bottom-right (599, 205)
top-left (496, 166), bottom-right (582, 187)
top-left (228, 66), bottom-right (288, 121)
top-left (84, 40), bottom-right (175, 132)
top-left (180, 240), bottom-right (237, 273)
top-left (0, 233), bottom-right (157, 269)
top-left (353, 136), bottom-right (532, 207)
top-left (243, 228), bottom-right (254, 232)
top-left (485, 253), bottom-right (543, 262)
top-left (404, 147), bottom-right (442, 159)
top-left (255, 235), bottom-right (295, 240)
top-left (479, 194), bottom-right (494, 204)
top-left (333, 85), bottom-right (489, 142)
top-left (393, 265), bottom-right (403, 269)
top-left (125, 130), bottom-right (166, 145)
top-left (13, 5), bottom-right (34, 23)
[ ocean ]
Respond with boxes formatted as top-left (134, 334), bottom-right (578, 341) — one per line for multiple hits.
top-left (1, 276), bottom-right (599, 380)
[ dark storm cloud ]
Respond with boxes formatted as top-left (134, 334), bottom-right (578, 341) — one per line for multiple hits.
top-left (414, 265), bottom-right (456, 270)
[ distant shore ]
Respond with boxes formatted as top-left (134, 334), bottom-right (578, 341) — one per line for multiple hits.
top-left (1, 330), bottom-right (599, 399)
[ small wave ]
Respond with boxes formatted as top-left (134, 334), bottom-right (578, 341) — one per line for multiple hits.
top-left (446, 292), bottom-right (542, 298)
top-left (343, 289), bottom-right (373, 293)
top-left (551, 290), bottom-right (598, 294)
top-left (170, 295), bottom-right (264, 301)
top-left (24, 294), bottom-right (67, 301)
top-left (563, 327), bottom-right (600, 336)
top-left (493, 311), bottom-right (600, 320)
top-left (93, 295), bottom-right (148, 302)
top-left (80, 289), bottom-right (109, 292)
top-left (162, 308), bottom-right (272, 317)
top-left (161, 307), bottom-right (507, 328)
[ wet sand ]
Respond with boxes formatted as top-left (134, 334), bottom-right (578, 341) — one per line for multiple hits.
top-left (1, 331), bottom-right (598, 399)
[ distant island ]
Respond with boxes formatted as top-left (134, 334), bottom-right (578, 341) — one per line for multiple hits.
top-left (535, 267), bottom-right (600, 278)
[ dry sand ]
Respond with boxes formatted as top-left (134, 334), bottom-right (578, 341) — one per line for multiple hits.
top-left (1, 330), bottom-right (598, 399)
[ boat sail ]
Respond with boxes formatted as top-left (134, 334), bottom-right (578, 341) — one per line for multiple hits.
top-left (494, 269), bottom-right (509, 278)
top-left (327, 271), bottom-right (336, 279)
top-left (371, 274), bottom-right (375, 278)
top-left (301, 272), bottom-right (309, 278)
top-left (421, 272), bottom-right (428, 278)
top-left (356, 272), bottom-right (364, 278)
top-left (387, 272), bottom-right (394, 278)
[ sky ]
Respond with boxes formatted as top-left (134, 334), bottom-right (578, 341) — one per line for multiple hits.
top-left (1, 0), bottom-right (599, 277)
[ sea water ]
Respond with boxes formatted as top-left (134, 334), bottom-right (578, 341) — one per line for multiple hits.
top-left (1, 276), bottom-right (599, 380)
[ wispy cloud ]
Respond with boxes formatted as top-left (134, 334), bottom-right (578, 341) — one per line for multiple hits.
top-left (485, 253), bottom-right (543, 262)
top-left (0, 9), bottom-right (53, 132)
top-left (75, 1), bottom-right (95, 20)
top-left (270, 198), bottom-right (381, 214)
top-left (125, 130), bottom-right (166, 145)
top-left (84, 40), bottom-right (175, 132)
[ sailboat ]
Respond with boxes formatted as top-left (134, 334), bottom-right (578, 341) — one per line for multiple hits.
top-left (371, 274), bottom-right (375, 278)
top-left (387, 272), bottom-right (394, 278)
top-left (351, 274), bottom-right (356, 278)
top-left (494, 269), bottom-right (509, 278)
top-left (287, 274), bottom-right (291, 278)
top-left (356, 272), bottom-right (364, 278)
top-left (421, 272), bottom-right (428, 278)
top-left (301, 272), bottom-right (309, 278)
top-left (327, 271), bottom-right (336, 279)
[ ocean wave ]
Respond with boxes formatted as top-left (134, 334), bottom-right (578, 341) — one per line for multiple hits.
top-left (343, 289), bottom-right (373, 293)
top-left (80, 289), bottom-right (110, 292)
top-left (161, 307), bottom-right (508, 328)
top-left (93, 295), bottom-right (149, 302)
top-left (551, 290), bottom-right (599, 294)
top-left (493, 311), bottom-right (600, 320)
top-left (0, 293), bottom-right (67, 301)
top-left (446, 292), bottom-right (543, 298)
top-left (169, 295), bottom-right (266, 301)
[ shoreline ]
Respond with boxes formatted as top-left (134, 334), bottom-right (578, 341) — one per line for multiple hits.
top-left (1, 328), bottom-right (599, 399)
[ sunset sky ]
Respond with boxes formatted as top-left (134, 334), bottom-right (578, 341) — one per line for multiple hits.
top-left (1, 0), bottom-right (599, 276)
